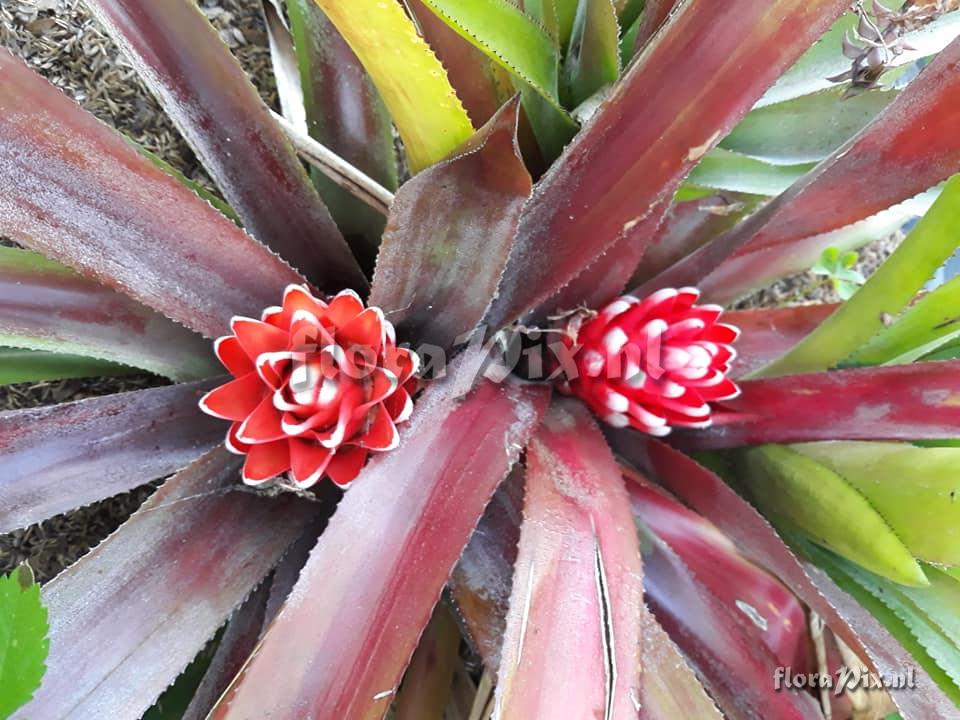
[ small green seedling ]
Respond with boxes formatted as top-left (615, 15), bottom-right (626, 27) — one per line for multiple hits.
top-left (812, 247), bottom-right (867, 300)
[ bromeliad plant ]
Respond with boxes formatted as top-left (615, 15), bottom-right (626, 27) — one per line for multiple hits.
top-left (4, 0), bottom-right (960, 718)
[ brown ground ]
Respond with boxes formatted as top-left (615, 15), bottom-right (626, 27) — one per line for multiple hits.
top-left (0, 0), bottom-right (898, 582)
top-left (0, 0), bottom-right (278, 582)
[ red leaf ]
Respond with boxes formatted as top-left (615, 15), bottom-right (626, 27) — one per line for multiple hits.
top-left (17, 448), bottom-right (317, 719)
top-left (369, 99), bottom-right (531, 351)
top-left (639, 606), bottom-right (723, 720)
top-left (494, 400), bottom-right (643, 719)
top-left (208, 357), bottom-right (549, 720)
top-left (0, 248), bottom-right (216, 379)
top-left (0, 380), bottom-right (224, 533)
top-left (85, 0), bottom-right (365, 289)
top-left (449, 468), bottom-right (523, 671)
top-left (181, 583), bottom-right (271, 720)
top-left (624, 467), bottom-right (810, 672)
top-left (725, 304), bottom-right (839, 378)
top-left (624, 438), bottom-right (959, 718)
top-left (637, 509), bottom-right (824, 719)
top-left (0, 50), bottom-right (305, 338)
top-left (484, 0), bottom-right (849, 326)
top-left (634, 0), bottom-right (680, 49)
top-left (644, 35), bottom-right (960, 300)
top-left (679, 360), bottom-right (960, 448)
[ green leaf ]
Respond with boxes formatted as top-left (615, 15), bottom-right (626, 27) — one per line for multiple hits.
top-left (0, 347), bottom-right (133, 385)
top-left (795, 537), bottom-right (960, 706)
top-left (723, 87), bottom-right (898, 165)
top-left (685, 148), bottom-right (814, 196)
top-left (846, 273), bottom-right (960, 366)
top-left (760, 174), bottom-right (960, 376)
top-left (562, 0), bottom-right (621, 107)
top-left (793, 442), bottom-right (960, 567)
top-left (127, 139), bottom-right (240, 224)
top-left (738, 445), bottom-right (928, 587)
top-left (419, 0), bottom-right (563, 107)
top-left (0, 565), bottom-right (49, 718)
top-left (312, 0), bottom-right (474, 172)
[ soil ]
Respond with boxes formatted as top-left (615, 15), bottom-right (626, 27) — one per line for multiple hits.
top-left (0, 0), bottom-right (278, 582)
top-left (0, 0), bottom-right (900, 582)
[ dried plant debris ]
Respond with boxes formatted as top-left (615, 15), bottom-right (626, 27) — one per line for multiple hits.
top-left (0, 0), bottom-right (280, 581)
top-left (830, 0), bottom-right (960, 93)
top-left (0, 0), bottom-right (279, 187)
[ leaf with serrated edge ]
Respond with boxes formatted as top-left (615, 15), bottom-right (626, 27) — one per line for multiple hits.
top-left (847, 272), bottom-right (960, 366)
top-left (313, 0), bottom-right (474, 172)
top-left (84, 0), bottom-right (363, 290)
top-left (562, 0), bottom-right (620, 107)
top-left (419, 0), bottom-right (562, 107)
top-left (493, 400), bottom-right (642, 719)
top-left (369, 98), bottom-right (531, 351)
top-left (288, 0), bottom-right (397, 266)
top-left (407, 0), bottom-right (522, 127)
top-left (0, 380), bottom-right (224, 533)
top-left (0, 566), bottom-right (48, 719)
top-left (723, 87), bottom-right (898, 165)
top-left (680, 360), bottom-right (960, 448)
top-left (794, 442), bottom-right (960, 567)
top-left (723, 304), bottom-right (839, 378)
top-left (759, 175), bottom-right (960, 376)
top-left (208, 355), bottom-right (549, 720)
top-left (486, 0), bottom-right (850, 326)
top-left (637, 512), bottom-right (823, 718)
top-left (14, 448), bottom-right (316, 720)
top-left (737, 445), bottom-right (927, 586)
top-left (0, 247), bottom-right (216, 379)
top-left (649, 36), bottom-right (960, 302)
top-left (625, 467), bottom-right (811, 670)
top-left (614, 437), bottom-right (960, 718)
top-left (0, 49), bottom-right (305, 339)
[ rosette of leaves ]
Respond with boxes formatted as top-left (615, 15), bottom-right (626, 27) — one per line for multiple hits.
top-left (3, 0), bottom-right (960, 718)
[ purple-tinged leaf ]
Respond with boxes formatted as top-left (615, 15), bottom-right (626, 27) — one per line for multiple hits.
top-left (0, 50), bottom-right (305, 339)
top-left (628, 192), bottom-right (761, 287)
top-left (618, 438), bottom-right (960, 718)
top-left (724, 304), bottom-right (839, 378)
top-left (0, 380), bottom-right (223, 533)
top-left (624, 467), bottom-right (810, 671)
top-left (407, 0), bottom-right (513, 127)
top-left (633, 0), bottom-right (679, 49)
top-left (84, 0), bottom-right (364, 289)
top-left (678, 360), bottom-right (960, 448)
top-left (0, 247), bottom-right (216, 380)
top-left (639, 606), bottom-right (723, 720)
top-left (209, 358), bottom-right (549, 720)
top-left (370, 99), bottom-right (531, 351)
top-left (494, 400), bottom-right (642, 719)
top-left (181, 583), bottom-right (271, 720)
top-left (393, 606), bottom-right (460, 720)
top-left (449, 469), bottom-right (523, 672)
top-left (485, 0), bottom-right (849, 327)
top-left (15, 448), bottom-right (317, 720)
top-left (645, 35), bottom-right (960, 299)
top-left (287, 0), bottom-right (397, 267)
top-left (637, 510), bottom-right (824, 719)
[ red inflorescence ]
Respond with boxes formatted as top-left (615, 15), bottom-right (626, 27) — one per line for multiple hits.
top-left (555, 287), bottom-right (740, 436)
top-left (199, 285), bottom-right (419, 489)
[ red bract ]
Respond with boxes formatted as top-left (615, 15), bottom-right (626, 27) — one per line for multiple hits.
top-left (556, 288), bottom-right (740, 435)
top-left (199, 285), bottom-right (418, 488)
